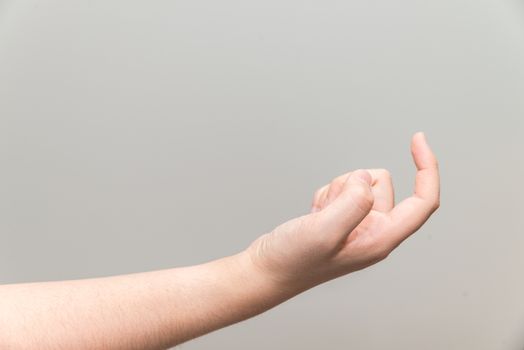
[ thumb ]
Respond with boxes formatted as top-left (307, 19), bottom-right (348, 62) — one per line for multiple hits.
top-left (316, 169), bottom-right (374, 241)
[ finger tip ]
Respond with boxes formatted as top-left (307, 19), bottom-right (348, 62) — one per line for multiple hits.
top-left (413, 131), bottom-right (426, 143)
top-left (411, 132), bottom-right (438, 169)
top-left (411, 131), bottom-right (430, 153)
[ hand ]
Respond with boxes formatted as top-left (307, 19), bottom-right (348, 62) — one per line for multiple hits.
top-left (0, 132), bottom-right (440, 349)
top-left (246, 132), bottom-right (440, 292)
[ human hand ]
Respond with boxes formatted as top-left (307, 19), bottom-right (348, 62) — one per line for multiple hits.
top-left (246, 132), bottom-right (440, 293)
top-left (0, 132), bottom-right (439, 349)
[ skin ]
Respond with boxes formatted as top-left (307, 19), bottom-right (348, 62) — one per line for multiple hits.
top-left (0, 132), bottom-right (439, 349)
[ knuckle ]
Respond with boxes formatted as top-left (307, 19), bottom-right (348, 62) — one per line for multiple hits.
top-left (350, 184), bottom-right (374, 212)
top-left (376, 247), bottom-right (391, 261)
top-left (371, 241), bottom-right (391, 262)
top-left (425, 195), bottom-right (440, 213)
top-left (331, 174), bottom-right (347, 188)
top-left (314, 185), bottom-right (328, 201)
top-left (433, 157), bottom-right (440, 169)
top-left (377, 168), bottom-right (391, 179)
top-left (313, 187), bottom-right (323, 200)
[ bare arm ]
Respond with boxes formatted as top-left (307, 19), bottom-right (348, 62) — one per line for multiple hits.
top-left (0, 252), bottom-right (285, 349)
top-left (0, 132), bottom-right (439, 349)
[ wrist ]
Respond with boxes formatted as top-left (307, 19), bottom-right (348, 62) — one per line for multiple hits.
top-left (241, 233), bottom-right (324, 295)
top-left (225, 249), bottom-right (300, 312)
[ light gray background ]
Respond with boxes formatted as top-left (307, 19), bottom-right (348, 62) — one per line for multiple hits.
top-left (1, 0), bottom-right (523, 349)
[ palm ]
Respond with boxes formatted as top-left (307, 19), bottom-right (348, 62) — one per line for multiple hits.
top-left (339, 210), bottom-right (392, 270)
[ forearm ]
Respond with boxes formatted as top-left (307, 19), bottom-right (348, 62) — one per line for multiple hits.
top-left (0, 250), bottom-right (294, 350)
